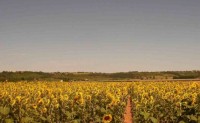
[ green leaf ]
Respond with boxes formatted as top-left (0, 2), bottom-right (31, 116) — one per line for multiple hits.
top-left (190, 115), bottom-right (197, 121)
top-left (32, 111), bottom-right (39, 116)
top-left (179, 121), bottom-right (185, 123)
top-left (170, 116), bottom-right (176, 120)
top-left (72, 120), bottom-right (80, 123)
top-left (5, 119), bottom-right (14, 123)
top-left (96, 105), bottom-right (100, 110)
top-left (140, 111), bottom-right (145, 116)
top-left (0, 107), bottom-right (10, 115)
top-left (94, 99), bottom-right (99, 103)
top-left (47, 116), bottom-right (51, 122)
top-left (40, 116), bottom-right (46, 121)
top-left (100, 108), bottom-right (106, 113)
top-left (95, 117), bottom-right (101, 123)
top-left (150, 117), bottom-right (158, 123)
top-left (140, 112), bottom-right (150, 120)
top-left (61, 109), bottom-right (65, 113)
top-left (21, 117), bottom-right (33, 123)
top-left (198, 116), bottom-right (200, 123)
top-left (21, 109), bottom-right (25, 115)
top-left (159, 113), bottom-right (164, 117)
top-left (155, 104), bottom-right (160, 108)
top-left (66, 111), bottom-right (72, 119)
top-left (143, 112), bottom-right (150, 120)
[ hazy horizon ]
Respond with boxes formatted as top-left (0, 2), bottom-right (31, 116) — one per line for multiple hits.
top-left (0, 70), bottom-right (200, 73)
top-left (1, 0), bottom-right (200, 72)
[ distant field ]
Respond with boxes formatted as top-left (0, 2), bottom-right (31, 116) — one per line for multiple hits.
top-left (0, 81), bottom-right (199, 123)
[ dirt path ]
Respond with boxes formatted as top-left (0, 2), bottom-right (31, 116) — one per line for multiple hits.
top-left (123, 95), bottom-right (133, 123)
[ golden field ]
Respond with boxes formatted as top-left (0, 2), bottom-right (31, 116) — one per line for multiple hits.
top-left (0, 81), bottom-right (199, 123)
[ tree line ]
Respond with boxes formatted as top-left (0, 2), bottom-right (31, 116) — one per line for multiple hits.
top-left (0, 71), bottom-right (200, 82)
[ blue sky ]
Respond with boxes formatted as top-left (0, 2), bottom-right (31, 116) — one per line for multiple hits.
top-left (0, 0), bottom-right (200, 72)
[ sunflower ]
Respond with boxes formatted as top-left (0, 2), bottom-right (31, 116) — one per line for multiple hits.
top-left (54, 103), bottom-right (59, 109)
top-left (102, 114), bottom-right (112, 123)
top-left (16, 96), bottom-right (22, 102)
top-left (37, 98), bottom-right (44, 105)
top-left (42, 108), bottom-right (47, 113)
top-left (78, 98), bottom-right (84, 105)
top-left (86, 95), bottom-right (91, 102)
top-left (63, 94), bottom-right (69, 101)
top-left (32, 104), bottom-right (37, 109)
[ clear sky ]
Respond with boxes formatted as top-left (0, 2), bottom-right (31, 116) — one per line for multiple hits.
top-left (0, 0), bottom-right (200, 72)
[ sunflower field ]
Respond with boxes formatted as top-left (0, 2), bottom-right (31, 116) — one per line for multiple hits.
top-left (0, 81), bottom-right (200, 123)
top-left (130, 82), bottom-right (200, 123)
top-left (0, 82), bottom-right (129, 123)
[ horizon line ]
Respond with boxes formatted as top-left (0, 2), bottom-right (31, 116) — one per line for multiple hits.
top-left (1, 70), bottom-right (200, 73)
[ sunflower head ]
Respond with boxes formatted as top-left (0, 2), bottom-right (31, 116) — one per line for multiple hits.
top-left (103, 114), bottom-right (112, 123)
top-left (86, 95), bottom-right (92, 101)
top-left (63, 94), bottom-right (69, 101)
top-left (32, 104), bottom-right (37, 110)
top-left (54, 103), bottom-right (59, 109)
top-left (79, 98), bottom-right (84, 105)
top-left (37, 98), bottom-right (44, 105)
top-left (42, 108), bottom-right (47, 113)
top-left (16, 96), bottom-right (22, 102)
